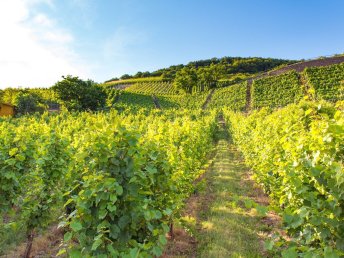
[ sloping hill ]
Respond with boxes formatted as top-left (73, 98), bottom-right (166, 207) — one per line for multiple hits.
top-left (209, 56), bottom-right (344, 111)
top-left (253, 55), bottom-right (344, 79)
top-left (107, 55), bottom-right (344, 112)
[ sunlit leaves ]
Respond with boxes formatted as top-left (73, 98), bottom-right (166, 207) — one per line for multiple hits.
top-left (224, 101), bottom-right (344, 255)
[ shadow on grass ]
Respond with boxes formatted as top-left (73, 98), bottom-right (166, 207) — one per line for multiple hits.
top-left (196, 118), bottom-right (267, 258)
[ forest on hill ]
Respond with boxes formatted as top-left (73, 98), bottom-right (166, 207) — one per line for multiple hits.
top-left (105, 56), bottom-right (297, 82)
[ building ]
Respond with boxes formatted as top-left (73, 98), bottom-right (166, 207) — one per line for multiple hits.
top-left (0, 103), bottom-right (15, 117)
top-left (47, 103), bottom-right (61, 113)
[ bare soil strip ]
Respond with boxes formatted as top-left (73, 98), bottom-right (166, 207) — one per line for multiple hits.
top-left (202, 89), bottom-right (216, 110)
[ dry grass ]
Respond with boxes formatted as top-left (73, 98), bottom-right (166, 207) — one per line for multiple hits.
top-left (1, 225), bottom-right (63, 258)
top-left (162, 152), bottom-right (216, 258)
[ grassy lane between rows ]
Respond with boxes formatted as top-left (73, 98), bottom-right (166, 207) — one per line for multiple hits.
top-left (163, 116), bottom-right (281, 258)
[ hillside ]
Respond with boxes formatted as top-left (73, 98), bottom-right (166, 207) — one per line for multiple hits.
top-left (105, 56), bottom-right (297, 83)
top-left (106, 55), bottom-right (344, 111)
top-left (1, 55), bottom-right (343, 114)
top-left (1, 55), bottom-right (344, 258)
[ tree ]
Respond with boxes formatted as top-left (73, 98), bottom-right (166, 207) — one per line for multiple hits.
top-left (2, 88), bottom-right (20, 104)
top-left (173, 67), bottom-right (198, 93)
top-left (142, 71), bottom-right (151, 77)
top-left (209, 62), bottom-right (226, 81)
top-left (134, 71), bottom-right (143, 78)
top-left (197, 67), bottom-right (213, 85)
top-left (161, 71), bottom-right (174, 81)
top-left (14, 92), bottom-right (45, 114)
top-left (120, 74), bottom-right (131, 80)
top-left (52, 75), bottom-right (106, 111)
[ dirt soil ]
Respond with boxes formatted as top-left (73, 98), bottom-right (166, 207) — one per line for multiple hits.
top-left (1, 226), bottom-right (63, 258)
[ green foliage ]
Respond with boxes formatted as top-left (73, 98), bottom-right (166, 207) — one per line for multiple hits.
top-left (173, 64), bottom-right (228, 94)
top-left (0, 118), bottom-right (69, 255)
top-left (28, 88), bottom-right (59, 106)
top-left (105, 57), bottom-right (296, 95)
top-left (120, 74), bottom-right (131, 80)
top-left (158, 92), bottom-right (209, 109)
top-left (197, 62), bottom-right (226, 84)
top-left (208, 82), bottom-right (247, 111)
top-left (14, 92), bottom-right (45, 114)
top-left (216, 73), bottom-right (250, 87)
top-left (52, 75), bottom-right (106, 111)
top-left (1, 88), bottom-right (57, 106)
top-left (62, 109), bottom-right (216, 256)
top-left (304, 63), bottom-right (344, 102)
top-left (108, 90), bottom-right (210, 112)
top-left (0, 88), bottom-right (57, 114)
top-left (0, 108), bottom-right (216, 256)
top-left (1, 88), bottom-right (19, 104)
top-left (173, 63), bottom-right (245, 94)
top-left (173, 67), bottom-right (198, 93)
top-left (104, 88), bottom-right (120, 108)
top-left (106, 57), bottom-right (296, 82)
top-left (252, 71), bottom-right (303, 109)
top-left (224, 101), bottom-right (344, 256)
top-left (115, 91), bottom-right (155, 110)
top-left (112, 90), bottom-right (209, 111)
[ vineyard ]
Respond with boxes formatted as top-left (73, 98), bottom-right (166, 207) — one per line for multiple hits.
top-left (1, 60), bottom-right (344, 258)
top-left (251, 71), bottom-right (303, 109)
top-left (105, 77), bottom-right (166, 87)
top-left (0, 108), bottom-right (217, 257)
top-left (207, 81), bottom-right (247, 111)
top-left (114, 91), bottom-right (155, 110)
top-left (157, 92), bottom-right (209, 110)
top-left (104, 62), bottom-right (344, 113)
top-left (224, 101), bottom-right (344, 257)
top-left (125, 82), bottom-right (176, 95)
top-left (304, 63), bottom-right (344, 102)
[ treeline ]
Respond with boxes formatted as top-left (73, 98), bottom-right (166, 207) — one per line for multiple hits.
top-left (0, 76), bottom-right (120, 115)
top-left (0, 87), bottom-right (59, 114)
top-left (105, 57), bottom-right (297, 82)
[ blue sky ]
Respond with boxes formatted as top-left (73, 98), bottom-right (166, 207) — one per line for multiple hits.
top-left (0, 0), bottom-right (343, 88)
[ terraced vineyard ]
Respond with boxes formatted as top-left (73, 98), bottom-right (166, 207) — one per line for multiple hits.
top-left (105, 77), bottom-right (165, 87)
top-left (105, 61), bottom-right (344, 114)
top-left (304, 62), bottom-right (344, 101)
top-left (207, 82), bottom-right (247, 111)
top-left (114, 91), bottom-right (155, 110)
top-left (109, 61), bottom-right (344, 113)
top-left (125, 82), bottom-right (175, 95)
top-left (157, 92), bottom-right (209, 109)
top-left (251, 71), bottom-right (303, 109)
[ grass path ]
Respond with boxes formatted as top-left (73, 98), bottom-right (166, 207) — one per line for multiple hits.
top-left (164, 117), bottom-right (276, 257)
top-left (195, 118), bottom-right (272, 257)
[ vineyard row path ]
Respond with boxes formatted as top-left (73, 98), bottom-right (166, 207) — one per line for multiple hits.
top-left (164, 115), bottom-right (281, 257)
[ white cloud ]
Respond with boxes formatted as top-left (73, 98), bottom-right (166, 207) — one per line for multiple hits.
top-left (0, 0), bottom-right (88, 89)
top-left (32, 13), bottom-right (54, 27)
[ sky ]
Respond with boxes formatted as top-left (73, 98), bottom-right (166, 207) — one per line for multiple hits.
top-left (0, 0), bottom-right (344, 89)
